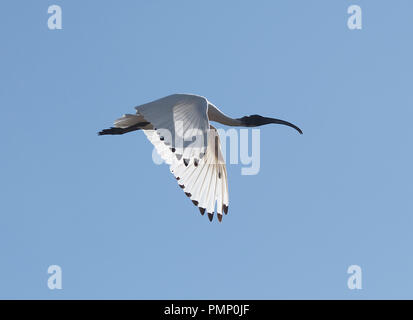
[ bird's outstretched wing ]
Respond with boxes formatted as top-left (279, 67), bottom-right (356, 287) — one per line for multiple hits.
top-left (105, 94), bottom-right (229, 221)
top-left (169, 125), bottom-right (229, 222)
top-left (138, 96), bottom-right (229, 222)
top-left (136, 94), bottom-right (209, 165)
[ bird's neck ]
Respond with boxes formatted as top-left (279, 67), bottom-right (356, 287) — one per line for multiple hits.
top-left (207, 103), bottom-right (243, 127)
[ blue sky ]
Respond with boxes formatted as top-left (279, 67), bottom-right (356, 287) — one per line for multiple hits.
top-left (1, 0), bottom-right (413, 299)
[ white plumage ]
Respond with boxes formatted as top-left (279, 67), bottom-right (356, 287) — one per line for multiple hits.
top-left (99, 93), bottom-right (302, 222)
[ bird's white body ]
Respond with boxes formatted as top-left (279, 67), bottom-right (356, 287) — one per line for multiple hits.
top-left (114, 94), bottom-right (230, 221)
top-left (100, 93), bottom-right (302, 222)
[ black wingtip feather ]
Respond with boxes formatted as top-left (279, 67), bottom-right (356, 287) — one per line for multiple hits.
top-left (223, 205), bottom-right (228, 215)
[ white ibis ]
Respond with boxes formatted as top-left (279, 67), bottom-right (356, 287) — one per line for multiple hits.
top-left (99, 94), bottom-right (302, 222)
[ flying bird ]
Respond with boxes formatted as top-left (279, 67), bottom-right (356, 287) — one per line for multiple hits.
top-left (99, 94), bottom-right (302, 222)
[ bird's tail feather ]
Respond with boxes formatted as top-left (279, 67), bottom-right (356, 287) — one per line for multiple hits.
top-left (98, 121), bottom-right (150, 135)
top-left (98, 113), bottom-right (150, 136)
top-left (113, 114), bottom-right (144, 128)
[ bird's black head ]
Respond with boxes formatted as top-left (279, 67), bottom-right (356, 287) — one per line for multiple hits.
top-left (238, 114), bottom-right (303, 134)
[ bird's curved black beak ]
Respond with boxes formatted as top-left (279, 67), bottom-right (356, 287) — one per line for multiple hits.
top-left (266, 117), bottom-right (303, 134)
